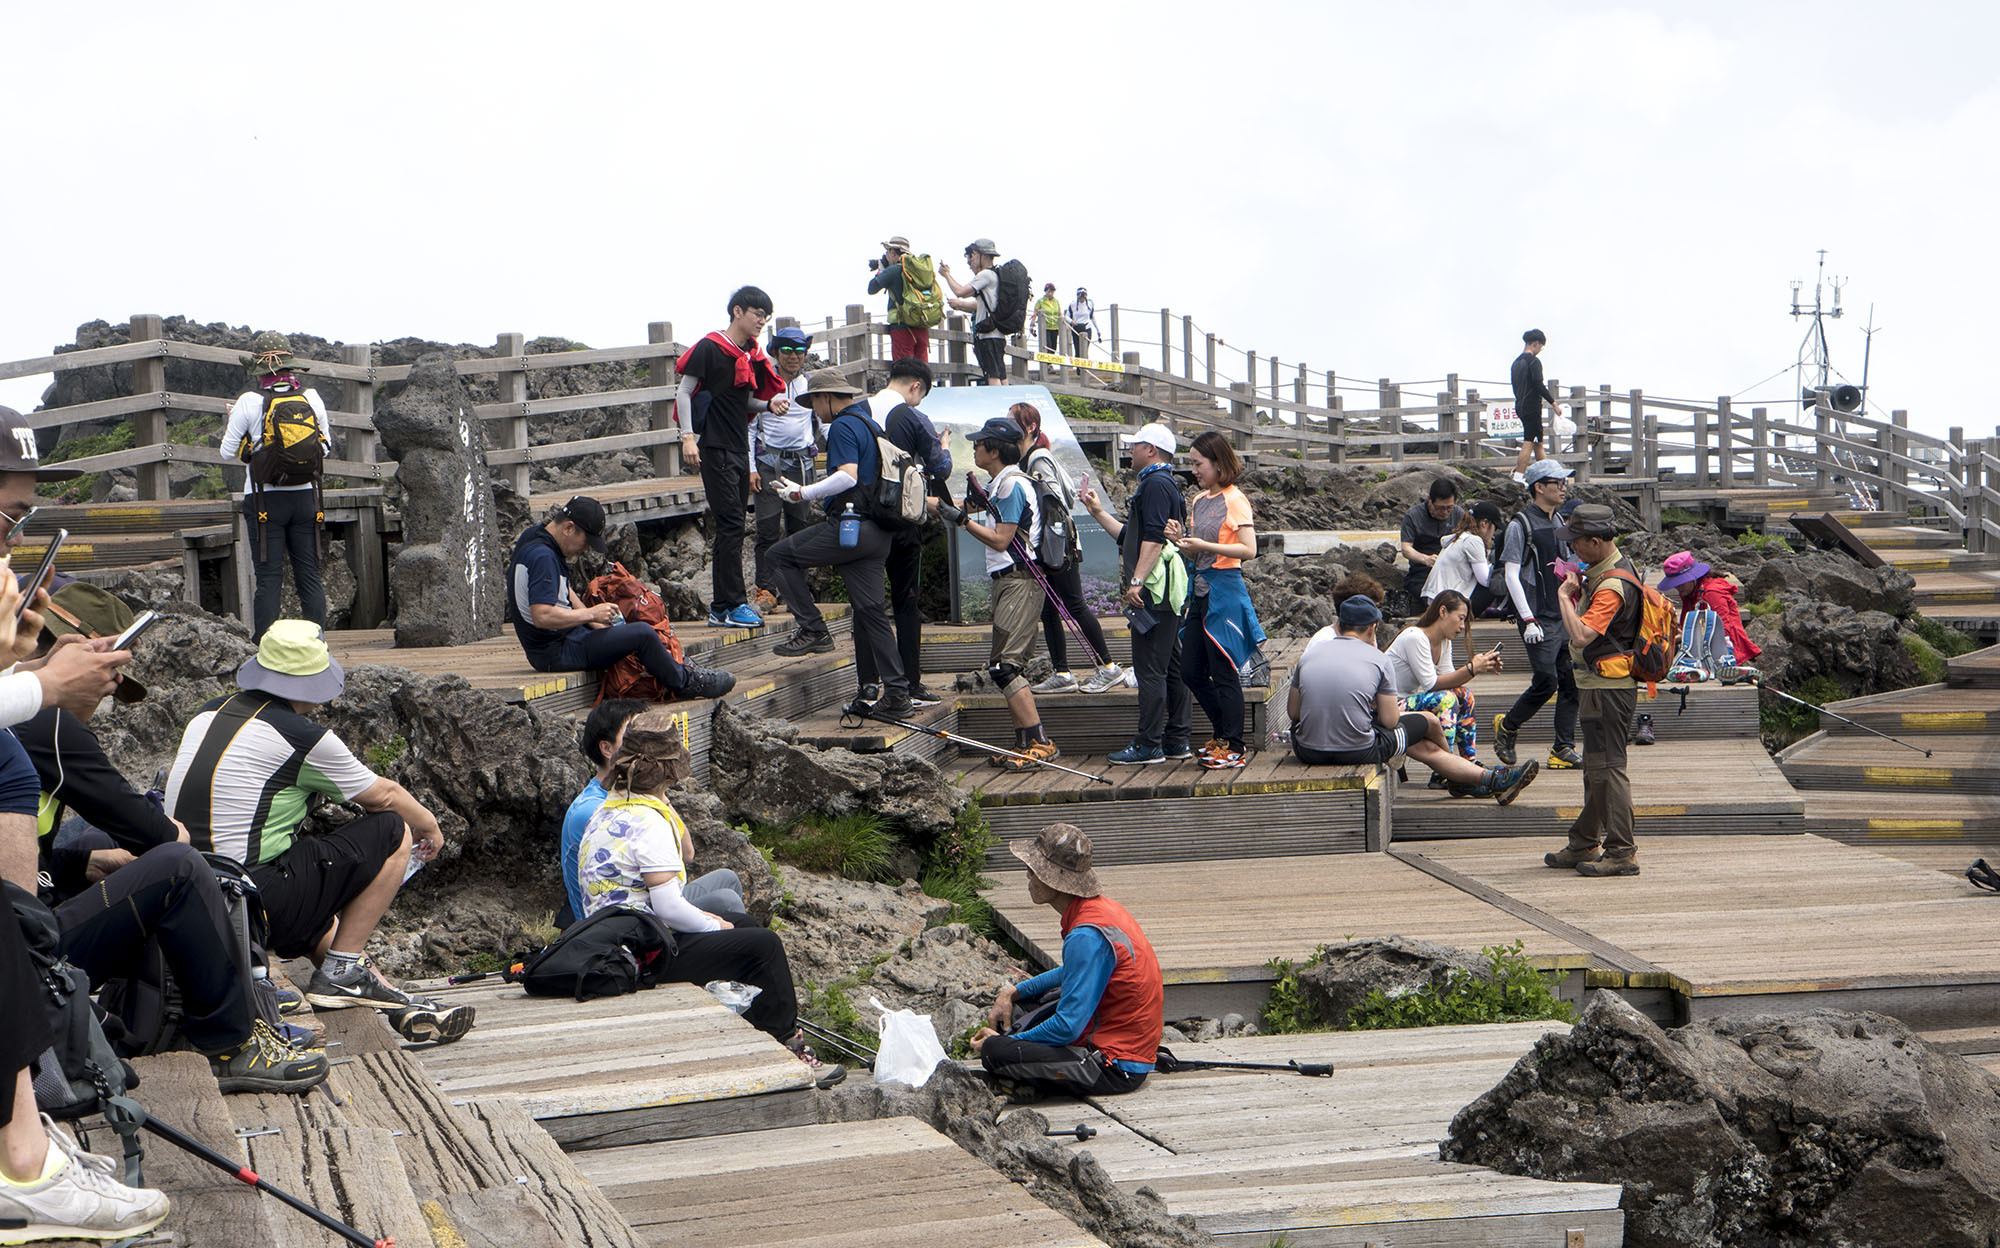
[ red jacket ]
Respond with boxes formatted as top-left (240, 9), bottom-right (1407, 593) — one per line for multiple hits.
top-left (675, 331), bottom-right (785, 403)
top-left (1063, 894), bottom-right (1164, 1066)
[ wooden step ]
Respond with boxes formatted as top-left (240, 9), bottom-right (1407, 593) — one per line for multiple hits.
top-left (1772, 508), bottom-right (1922, 530)
top-left (1948, 644), bottom-right (2000, 687)
top-left (916, 616), bottom-right (1134, 673)
top-left (1919, 1024), bottom-right (2000, 1056)
top-left (1804, 790), bottom-right (2000, 842)
top-left (791, 698), bottom-right (958, 759)
top-left (1914, 571), bottom-right (2000, 608)
top-left (1779, 732), bottom-right (2000, 794)
top-left (1856, 525), bottom-right (1962, 550)
top-left (1822, 684), bottom-right (2000, 734)
top-left (1879, 546), bottom-right (2000, 573)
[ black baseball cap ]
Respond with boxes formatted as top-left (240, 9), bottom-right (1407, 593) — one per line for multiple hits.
top-left (972, 416), bottom-right (1023, 446)
top-left (0, 408), bottom-right (80, 481)
top-left (558, 495), bottom-right (609, 553)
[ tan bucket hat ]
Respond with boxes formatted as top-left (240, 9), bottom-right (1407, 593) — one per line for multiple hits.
top-left (1009, 823), bottom-right (1102, 897)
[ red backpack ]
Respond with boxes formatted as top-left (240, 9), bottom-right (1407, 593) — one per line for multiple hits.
top-left (580, 563), bottom-right (688, 703)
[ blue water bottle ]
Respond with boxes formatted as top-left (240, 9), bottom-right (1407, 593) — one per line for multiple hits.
top-left (838, 502), bottom-right (860, 549)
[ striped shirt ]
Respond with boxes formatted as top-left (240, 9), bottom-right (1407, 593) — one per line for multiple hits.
top-left (163, 690), bottom-right (379, 866)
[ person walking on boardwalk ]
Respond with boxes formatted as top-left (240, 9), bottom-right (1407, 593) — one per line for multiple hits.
top-left (1036, 283), bottom-right (1063, 353)
top-left (223, 333), bottom-right (330, 641)
top-left (1015, 402), bottom-right (1125, 697)
top-left (1289, 595), bottom-right (1537, 801)
top-left (866, 235), bottom-right (939, 364)
top-left (767, 372), bottom-right (914, 719)
top-left (1494, 460), bottom-right (1582, 771)
top-left (1399, 477), bottom-right (1465, 607)
top-left (937, 417), bottom-right (1059, 770)
top-left (675, 286), bottom-right (787, 629)
top-left (1165, 431), bottom-right (1264, 771)
top-left (749, 327), bottom-right (821, 616)
top-left (1065, 288), bottom-right (1099, 360)
top-left (971, 823), bottom-right (1162, 1098)
top-left (1542, 504), bottom-right (1643, 876)
top-left (1509, 329), bottom-right (1563, 484)
top-left (1080, 423), bottom-right (1194, 766)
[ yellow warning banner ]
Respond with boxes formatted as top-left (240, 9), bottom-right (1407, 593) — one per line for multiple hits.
top-left (1033, 351), bottom-right (1125, 374)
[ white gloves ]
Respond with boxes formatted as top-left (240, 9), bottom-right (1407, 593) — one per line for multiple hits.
top-left (1522, 621), bottom-right (1546, 646)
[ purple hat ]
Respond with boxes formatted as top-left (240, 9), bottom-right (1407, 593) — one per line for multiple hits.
top-left (1657, 551), bottom-right (1712, 592)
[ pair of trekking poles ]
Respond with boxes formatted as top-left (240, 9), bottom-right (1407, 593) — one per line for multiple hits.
top-left (795, 1018), bottom-right (1332, 1080)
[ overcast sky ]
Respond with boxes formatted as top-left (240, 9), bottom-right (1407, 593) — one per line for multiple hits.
top-left (4, 1), bottom-right (1992, 437)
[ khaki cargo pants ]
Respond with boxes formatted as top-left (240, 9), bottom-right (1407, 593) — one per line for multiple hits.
top-left (1565, 686), bottom-right (1638, 857)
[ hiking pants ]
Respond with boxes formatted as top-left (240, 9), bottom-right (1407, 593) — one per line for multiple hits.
top-left (701, 449), bottom-right (751, 614)
top-left (888, 327), bottom-right (930, 364)
top-left (552, 623), bottom-right (689, 694)
top-left (663, 926), bottom-right (799, 1040)
top-left (1502, 626), bottom-right (1578, 750)
top-left (0, 889), bottom-right (43, 1125)
top-left (56, 842), bottom-right (252, 1055)
top-left (1181, 591), bottom-right (1244, 750)
top-left (1566, 687), bottom-right (1638, 857)
top-left (1040, 558), bottom-right (1110, 672)
top-left (1131, 606), bottom-right (1191, 750)
top-left (979, 1037), bottom-right (1146, 1097)
top-left (770, 518), bottom-right (906, 697)
top-left (245, 488), bottom-right (324, 641)
top-left (855, 528), bottom-right (924, 692)
top-left (753, 448), bottom-right (818, 595)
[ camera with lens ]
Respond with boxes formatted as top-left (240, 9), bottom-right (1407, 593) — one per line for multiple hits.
top-left (868, 257), bottom-right (882, 271)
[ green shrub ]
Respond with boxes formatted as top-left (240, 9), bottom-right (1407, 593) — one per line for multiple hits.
top-left (918, 799), bottom-right (997, 936)
top-left (1736, 530), bottom-right (1793, 553)
top-left (1345, 942), bottom-right (1577, 1030)
top-left (1909, 612), bottom-right (1977, 659)
top-left (1261, 955), bottom-right (1319, 1034)
top-left (1741, 594), bottom-right (1785, 619)
top-left (363, 734), bottom-right (408, 770)
top-left (1055, 393), bottom-right (1124, 424)
top-left (1661, 506), bottom-right (1704, 526)
top-left (750, 811), bottom-right (894, 881)
top-left (1901, 631), bottom-right (1947, 685)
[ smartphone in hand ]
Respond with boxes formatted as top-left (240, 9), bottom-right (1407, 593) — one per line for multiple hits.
top-left (15, 529), bottom-right (65, 622)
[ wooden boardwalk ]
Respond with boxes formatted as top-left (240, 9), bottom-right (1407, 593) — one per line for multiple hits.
top-left (573, 1117), bottom-right (1109, 1247)
top-left (1048, 1026), bottom-right (1623, 1246)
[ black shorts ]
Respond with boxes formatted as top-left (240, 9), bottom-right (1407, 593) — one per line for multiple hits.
top-left (0, 731), bottom-right (41, 816)
top-left (250, 811), bottom-right (407, 958)
top-left (1294, 712), bottom-right (1431, 766)
top-left (974, 337), bottom-right (1007, 380)
top-left (1519, 405), bottom-right (1543, 443)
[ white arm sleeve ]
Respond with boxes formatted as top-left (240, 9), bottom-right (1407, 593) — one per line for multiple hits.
top-left (1471, 554), bottom-right (1492, 588)
top-left (218, 394), bottom-right (258, 460)
top-left (0, 669), bottom-right (44, 729)
top-left (674, 373), bottom-right (698, 431)
top-left (799, 468), bottom-right (857, 502)
top-left (647, 879), bottom-right (721, 933)
top-left (1504, 561), bottom-right (1534, 619)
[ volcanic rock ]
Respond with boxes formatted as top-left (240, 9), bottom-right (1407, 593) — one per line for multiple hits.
top-left (1294, 937), bottom-right (1490, 1029)
top-left (1444, 993), bottom-right (2000, 1248)
top-left (707, 702), bottom-right (962, 835)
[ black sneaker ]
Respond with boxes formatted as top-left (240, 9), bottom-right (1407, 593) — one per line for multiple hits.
top-left (208, 1020), bottom-right (330, 1094)
top-left (908, 684), bottom-right (944, 707)
top-left (842, 684), bottom-right (885, 717)
top-left (869, 691), bottom-right (914, 719)
top-left (1161, 741), bottom-right (1196, 762)
top-left (304, 954), bottom-right (415, 1012)
top-left (1632, 714), bottom-right (1656, 746)
top-left (1492, 714), bottom-right (1518, 766)
top-left (680, 664), bottom-right (736, 699)
top-left (387, 1000), bottom-right (477, 1045)
top-left (775, 628), bottom-right (835, 657)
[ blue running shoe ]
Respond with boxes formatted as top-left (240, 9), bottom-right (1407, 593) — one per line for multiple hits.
top-left (707, 610), bottom-right (731, 627)
top-left (725, 603), bottom-right (764, 629)
top-left (1108, 744), bottom-right (1165, 766)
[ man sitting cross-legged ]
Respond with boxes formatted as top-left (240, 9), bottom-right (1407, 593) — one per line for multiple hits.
top-left (164, 621), bottom-right (475, 1044)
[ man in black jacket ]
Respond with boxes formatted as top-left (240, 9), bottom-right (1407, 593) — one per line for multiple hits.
top-left (1510, 329), bottom-right (1564, 483)
top-left (851, 357), bottom-right (952, 712)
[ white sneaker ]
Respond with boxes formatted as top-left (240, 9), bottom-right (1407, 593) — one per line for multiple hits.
top-left (1510, 471), bottom-right (1526, 484)
top-left (1120, 668), bottom-right (1139, 689)
top-left (0, 1141), bottom-right (170, 1243)
top-left (40, 1115), bottom-right (118, 1179)
top-left (1031, 672), bottom-right (1079, 695)
top-left (1078, 663), bottom-right (1125, 694)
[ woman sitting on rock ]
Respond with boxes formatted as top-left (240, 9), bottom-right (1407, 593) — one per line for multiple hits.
top-left (1385, 590), bottom-right (1503, 784)
top-left (576, 722), bottom-right (843, 1086)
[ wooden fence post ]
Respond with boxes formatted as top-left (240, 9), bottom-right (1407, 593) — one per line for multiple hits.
top-left (1437, 390), bottom-right (1456, 463)
top-left (1379, 379), bottom-right (1403, 464)
top-left (1595, 384), bottom-right (1613, 473)
top-left (1270, 356), bottom-right (1280, 407)
top-left (1465, 388), bottom-right (1484, 465)
top-left (842, 305), bottom-right (867, 368)
top-left (129, 313), bottom-right (169, 501)
top-left (1888, 409), bottom-right (1910, 514)
top-left (341, 342), bottom-right (387, 628)
top-left (1717, 396), bottom-right (1736, 488)
top-left (1950, 426), bottom-right (1967, 529)
top-left (946, 315), bottom-right (968, 382)
top-left (1814, 402), bottom-right (1832, 492)
top-left (1329, 395), bottom-right (1345, 465)
top-left (1966, 437), bottom-right (1984, 553)
top-left (1108, 305), bottom-right (1120, 358)
top-left (647, 321), bottom-right (681, 479)
top-left (1204, 333), bottom-right (1216, 388)
top-left (1228, 382), bottom-right (1254, 454)
top-left (1629, 390), bottom-right (1648, 479)
top-left (1567, 384), bottom-right (1588, 478)
top-left (494, 332), bottom-right (529, 499)
top-left (1692, 403), bottom-right (1710, 486)
top-left (1182, 316), bottom-right (1194, 384)
top-left (1159, 308), bottom-right (1172, 376)
top-left (1246, 351), bottom-right (1258, 404)
top-left (1751, 406), bottom-right (1769, 485)
top-left (1295, 366), bottom-right (1310, 460)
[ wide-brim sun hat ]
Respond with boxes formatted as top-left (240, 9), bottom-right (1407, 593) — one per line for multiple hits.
top-left (236, 619), bottom-right (345, 703)
top-left (1009, 823), bottom-right (1102, 898)
top-left (41, 582), bottom-right (148, 704)
top-left (795, 370), bottom-right (864, 404)
top-left (1657, 551), bottom-right (1713, 592)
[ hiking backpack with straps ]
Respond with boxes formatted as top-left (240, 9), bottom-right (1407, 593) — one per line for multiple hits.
top-left (1023, 449), bottom-right (1077, 573)
top-left (984, 259), bottom-right (1032, 335)
top-left (859, 410), bottom-right (928, 530)
top-left (581, 563), bottom-right (689, 703)
top-left (897, 254), bottom-right (945, 329)
top-left (1602, 569), bottom-right (1678, 692)
top-left (249, 386), bottom-right (326, 488)
top-left (505, 906), bottom-right (677, 1001)
top-left (8, 882), bottom-right (134, 1120)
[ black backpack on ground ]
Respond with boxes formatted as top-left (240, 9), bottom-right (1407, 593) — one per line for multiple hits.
top-left (984, 259), bottom-right (1032, 335)
top-left (7, 881), bottom-right (133, 1120)
top-left (505, 906), bottom-right (678, 1001)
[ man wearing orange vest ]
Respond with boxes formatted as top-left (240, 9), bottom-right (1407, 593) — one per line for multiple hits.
top-left (971, 823), bottom-right (1164, 1096)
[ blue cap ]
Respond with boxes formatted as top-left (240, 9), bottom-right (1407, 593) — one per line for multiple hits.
top-left (1522, 459), bottom-right (1572, 488)
top-left (769, 327), bottom-right (812, 351)
top-left (1337, 595), bottom-right (1383, 629)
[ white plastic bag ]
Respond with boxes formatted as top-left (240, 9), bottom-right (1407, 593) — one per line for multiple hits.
top-left (1551, 409), bottom-right (1577, 441)
top-left (870, 996), bottom-right (949, 1087)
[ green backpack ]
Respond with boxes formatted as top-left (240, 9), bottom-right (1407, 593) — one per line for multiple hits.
top-left (897, 254), bottom-right (945, 329)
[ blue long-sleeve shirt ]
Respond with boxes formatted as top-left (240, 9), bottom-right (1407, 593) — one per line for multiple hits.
top-left (1013, 926), bottom-right (1154, 1074)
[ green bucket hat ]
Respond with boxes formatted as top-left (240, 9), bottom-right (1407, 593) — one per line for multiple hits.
top-left (236, 619), bottom-right (344, 704)
top-left (240, 331), bottom-right (309, 374)
top-left (41, 582), bottom-right (147, 704)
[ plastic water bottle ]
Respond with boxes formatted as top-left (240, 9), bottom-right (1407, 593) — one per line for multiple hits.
top-left (838, 503), bottom-right (860, 549)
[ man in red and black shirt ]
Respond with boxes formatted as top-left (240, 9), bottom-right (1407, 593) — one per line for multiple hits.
top-left (675, 286), bottom-right (788, 629)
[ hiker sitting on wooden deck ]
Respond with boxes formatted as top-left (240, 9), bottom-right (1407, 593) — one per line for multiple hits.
top-left (574, 718), bottom-right (843, 1087)
top-left (971, 823), bottom-right (1162, 1098)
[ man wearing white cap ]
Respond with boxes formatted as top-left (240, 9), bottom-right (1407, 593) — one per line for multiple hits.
top-left (1080, 425), bottom-right (1192, 764)
top-left (1494, 459), bottom-right (1581, 771)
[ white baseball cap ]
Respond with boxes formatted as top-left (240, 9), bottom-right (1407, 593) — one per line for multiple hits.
top-left (1130, 423), bottom-right (1177, 456)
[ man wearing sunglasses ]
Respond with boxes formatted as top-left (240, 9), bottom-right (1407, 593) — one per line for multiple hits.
top-left (749, 328), bottom-right (822, 615)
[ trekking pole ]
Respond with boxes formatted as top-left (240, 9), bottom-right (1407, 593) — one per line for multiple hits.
top-left (864, 709), bottom-right (1113, 785)
top-left (1154, 1047), bottom-right (1334, 1077)
top-left (105, 1099), bottom-right (394, 1248)
top-left (797, 1019), bottom-right (877, 1068)
top-left (963, 472), bottom-right (1108, 669)
top-left (1750, 677), bottom-right (1933, 758)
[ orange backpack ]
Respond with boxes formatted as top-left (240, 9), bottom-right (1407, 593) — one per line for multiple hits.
top-left (580, 563), bottom-right (688, 704)
top-left (1604, 569), bottom-right (1677, 694)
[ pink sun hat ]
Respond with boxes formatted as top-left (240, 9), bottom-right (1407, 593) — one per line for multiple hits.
top-left (1657, 551), bottom-right (1713, 593)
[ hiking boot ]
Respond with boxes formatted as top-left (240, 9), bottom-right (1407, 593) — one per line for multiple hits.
top-left (1543, 845), bottom-right (1603, 869)
top-left (1000, 739), bottom-right (1061, 772)
top-left (1108, 744), bottom-right (1165, 766)
top-left (1032, 671), bottom-right (1079, 695)
top-left (842, 683), bottom-right (884, 717)
top-left (774, 628), bottom-right (835, 657)
top-left (679, 664), bottom-right (736, 700)
top-left (0, 1137), bottom-right (170, 1244)
top-left (724, 603), bottom-right (764, 629)
top-left (1547, 744), bottom-right (1583, 769)
top-left (1632, 714), bottom-right (1656, 746)
top-left (1493, 759), bottom-right (1540, 806)
top-left (1492, 714), bottom-right (1518, 766)
top-left (751, 588), bottom-right (781, 615)
top-left (869, 690), bottom-right (914, 720)
top-left (207, 1019), bottom-right (330, 1095)
top-left (387, 999), bottom-right (478, 1045)
top-left (1576, 853), bottom-right (1640, 878)
top-left (786, 1032), bottom-right (848, 1089)
top-left (1428, 771), bottom-right (1451, 790)
top-left (304, 954), bottom-right (416, 1012)
top-left (1078, 663), bottom-right (1126, 694)
top-left (908, 683), bottom-right (944, 707)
